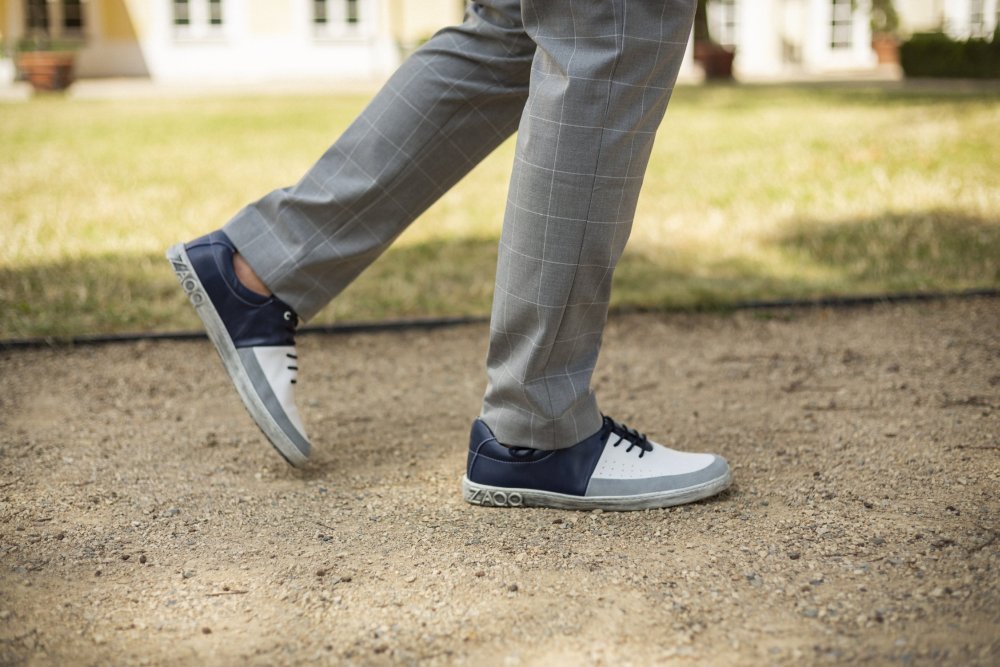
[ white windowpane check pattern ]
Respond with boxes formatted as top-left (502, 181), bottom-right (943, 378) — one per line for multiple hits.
top-left (225, 0), bottom-right (696, 449)
top-left (482, 0), bottom-right (694, 449)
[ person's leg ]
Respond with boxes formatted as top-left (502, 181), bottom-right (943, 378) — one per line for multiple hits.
top-left (481, 0), bottom-right (699, 450)
top-left (464, 0), bottom-right (731, 511)
top-left (168, 1), bottom-right (535, 465)
top-left (225, 0), bottom-right (535, 321)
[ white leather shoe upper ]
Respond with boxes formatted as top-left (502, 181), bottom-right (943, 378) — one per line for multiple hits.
top-left (250, 345), bottom-right (308, 440)
top-left (590, 432), bottom-right (716, 481)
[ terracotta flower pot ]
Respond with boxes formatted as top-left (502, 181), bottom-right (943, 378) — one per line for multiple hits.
top-left (694, 41), bottom-right (736, 80)
top-left (16, 51), bottom-right (76, 92)
top-left (872, 34), bottom-right (900, 65)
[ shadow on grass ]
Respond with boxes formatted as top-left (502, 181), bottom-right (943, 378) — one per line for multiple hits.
top-left (1, 210), bottom-right (998, 339)
top-left (779, 209), bottom-right (1000, 288)
top-left (0, 239), bottom-right (502, 339)
top-left (615, 209), bottom-right (999, 311)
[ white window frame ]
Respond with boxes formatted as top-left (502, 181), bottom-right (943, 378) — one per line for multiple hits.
top-left (708, 0), bottom-right (739, 49)
top-left (312, 0), bottom-right (372, 40)
top-left (969, 0), bottom-right (989, 37)
top-left (829, 0), bottom-right (853, 50)
top-left (23, 0), bottom-right (87, 41)
top-left (172, 0), bottom-right (226, 41)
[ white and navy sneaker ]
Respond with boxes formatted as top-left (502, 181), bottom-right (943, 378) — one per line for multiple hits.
top-left (166, 231), bottom-right (310, 467)
top-left (462, 417), bottom-right (731, 511)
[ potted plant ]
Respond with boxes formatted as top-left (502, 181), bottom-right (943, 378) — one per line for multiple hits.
top-left (870, 0), bottom-right (901, 64)
top-left (16, 34), bottom-right (82, 92)
top-left (693, 0), bottom-right (736, 80)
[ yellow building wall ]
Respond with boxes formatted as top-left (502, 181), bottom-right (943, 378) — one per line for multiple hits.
top-left (0, 0), bottom-right (8, 45)
top-left (101, 0), bottom-right (142, 41)
top-left (389, 0), bottom-right (465, 47)
top-left (107, 0), bottom-right (157, 42)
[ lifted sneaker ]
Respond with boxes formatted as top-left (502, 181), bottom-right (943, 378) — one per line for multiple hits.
top-left (462, 417), bottom-right (731, 511)
top-left (166, 231), bottom-right (310, 466)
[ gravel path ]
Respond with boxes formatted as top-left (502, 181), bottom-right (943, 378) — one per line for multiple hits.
top-left (1, 299), bottom-right (998, 666)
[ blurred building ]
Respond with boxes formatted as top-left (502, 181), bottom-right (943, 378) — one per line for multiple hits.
top-left (0, 0), bottom-right (465, 83)
top-left (899, 0), bottom-right (999, 39)
top-left (709, 0), bottom-right (998, 80)
top-left (0, 0), bottom-right (997, 86)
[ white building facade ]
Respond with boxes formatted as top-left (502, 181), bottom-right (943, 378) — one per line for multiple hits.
top-left (0, 0), bottom-right (997, 86)
top-left (707, 0), bottom-right (999, 80)
top-left (0, 0), bottom-right (462, 83)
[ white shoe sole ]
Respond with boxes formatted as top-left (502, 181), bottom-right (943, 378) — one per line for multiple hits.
top-left (461, 469), bottom-right (732, 511)
top-left (166, 243), bottom-right (309, 467)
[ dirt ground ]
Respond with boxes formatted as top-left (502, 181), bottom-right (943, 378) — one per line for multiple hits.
top-left (1, 299), bottom-right (997, 666)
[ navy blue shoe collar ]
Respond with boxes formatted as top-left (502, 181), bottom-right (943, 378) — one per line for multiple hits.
top-left (184, 231), bottom-right (299, 348)
top-left (466, 419), bottom-right (607, 496)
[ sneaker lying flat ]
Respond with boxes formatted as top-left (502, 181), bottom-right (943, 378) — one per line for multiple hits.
top-left (166, 231), bottom-right (310, 466)
top-left (462, 417), bottom-right (731, 511)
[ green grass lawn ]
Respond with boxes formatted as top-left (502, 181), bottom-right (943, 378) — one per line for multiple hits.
top-left (2, 83), bottom-right (998, 339)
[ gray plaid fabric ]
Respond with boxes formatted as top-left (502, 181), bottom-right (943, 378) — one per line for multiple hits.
top-left (225, 0), bottom-right (696, 450)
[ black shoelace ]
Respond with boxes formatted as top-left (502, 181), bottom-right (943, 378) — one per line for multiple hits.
top-left (282, 309), bottom-right (300, 384)
top-left (286, 351), bottom-right (298, 384)
top-left (603, 416), bottom-right (653, 458)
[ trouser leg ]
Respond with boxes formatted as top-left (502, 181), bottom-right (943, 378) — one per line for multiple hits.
top-left (481, 0), bottom-right (697, 449)
top-left (224, 1), bottom-right (535, 321)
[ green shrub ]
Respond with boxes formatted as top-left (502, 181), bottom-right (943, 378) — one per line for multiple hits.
top-left (900, 30), bottom-right (1000, 79)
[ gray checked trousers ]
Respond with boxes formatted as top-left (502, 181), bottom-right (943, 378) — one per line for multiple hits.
top-left (224, 0), bottom-right (696, 449)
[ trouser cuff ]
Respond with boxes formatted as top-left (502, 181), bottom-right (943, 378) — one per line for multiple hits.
top-left (480, 393), bottom-right (604, 451)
